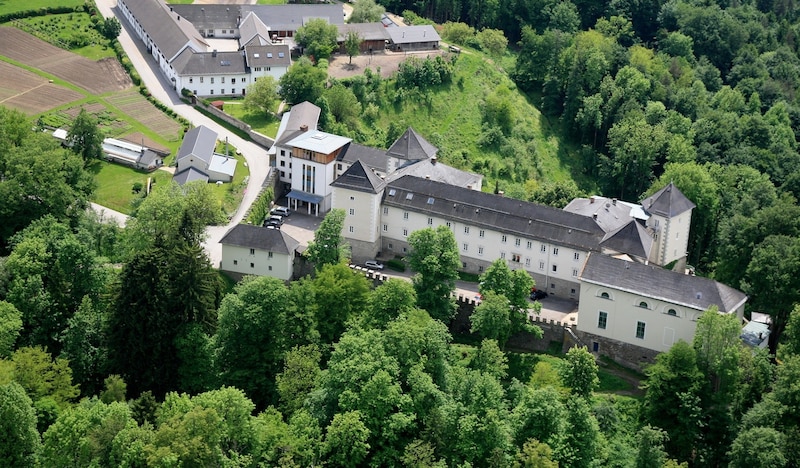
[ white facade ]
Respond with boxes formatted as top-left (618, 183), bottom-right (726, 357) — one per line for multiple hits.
top-left (177, 73), bottom-right (252, 97)
top-left (332, 187), bottom-right (383, 245)
top-left (380, 206), bottom-right (589, 299)
top-left (221, 243), bottom-right (294, 280)
top-left (647, 209), bottom-right (692, 266)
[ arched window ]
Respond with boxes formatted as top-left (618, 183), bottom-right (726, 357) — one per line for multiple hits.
top-left (600, 292), bottom-right (610, 299)
top-left (667, 309), bottom-right (678, 316)
top-left (639, 301), bottom-right (648, 309)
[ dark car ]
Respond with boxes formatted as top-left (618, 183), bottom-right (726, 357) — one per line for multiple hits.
top-left (530, 289), bottom-right (548, 301)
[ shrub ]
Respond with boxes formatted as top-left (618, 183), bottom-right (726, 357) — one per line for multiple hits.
top-left (386, 258), bottom-right (406, 272)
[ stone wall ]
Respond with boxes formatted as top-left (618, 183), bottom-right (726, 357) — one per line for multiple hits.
top-left (572, 329), bottom-right (659, 371)
top-left (194, 100), bottom-right (275, 148)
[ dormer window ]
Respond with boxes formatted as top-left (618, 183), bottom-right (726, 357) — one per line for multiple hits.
top-left (600, 292), bottom-right (611, 300)
top-left (667, 309), bottom-right (678, 316)
top-left (639, 301), bottom-right (649, 309)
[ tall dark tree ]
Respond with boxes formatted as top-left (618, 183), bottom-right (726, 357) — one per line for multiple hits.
top-left (108, 243), bottom-right (220, 398)
top-left (0, 381), bottom-right (41, 467)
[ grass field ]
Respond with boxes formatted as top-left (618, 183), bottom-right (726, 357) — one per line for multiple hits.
top-left (0, 0), bottom-right (83, 16)
top-left (220, 101), bottom-right (281, 137)
top-left (14, 13), bottom-right (116, 60)
top-left (90, 162), bottom-right (174, 214)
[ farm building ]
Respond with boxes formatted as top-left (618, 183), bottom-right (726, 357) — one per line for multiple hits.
top-left (102, 138), bottom-right (164, 171)
top-left (385, 25), bottom-right (440, 51)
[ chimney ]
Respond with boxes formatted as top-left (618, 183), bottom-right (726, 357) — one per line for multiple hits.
top-left (431, 156), bottom-right (437, 165)
top-left (612, 198), bottom-right (617, 205)
top-left (425, 175), bottom-right (430, 179)
top-left (498, 191), bottom-right (504, 197)
top-left (177, 15), bottom-right (180, 21)
top-left (300, 124), bottom-right (308, 132)
top-left (592, 213), bottom-right (598, 220)
top-left (590, 196), bottom-right (595, 204)
top-left (212, 49), bottom-right (217, 57)
top-left (170, 6), bottom-right (173, 11)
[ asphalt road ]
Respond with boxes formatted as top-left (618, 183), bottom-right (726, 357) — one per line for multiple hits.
top-left (94, 0), bottom-right (272, 268)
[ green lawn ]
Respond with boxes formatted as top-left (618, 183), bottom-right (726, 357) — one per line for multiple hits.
top-left (208, 150), bottom-right (249, 217)
top-left (0, 0), bottom-right (83, 15)
top-left (91, 162), bottom-right (173, 214)
top-left (221, 101), bottom-right (281, 138)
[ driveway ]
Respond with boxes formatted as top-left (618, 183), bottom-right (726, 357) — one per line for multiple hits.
top-left (94, 0), bottom-right (272, 268)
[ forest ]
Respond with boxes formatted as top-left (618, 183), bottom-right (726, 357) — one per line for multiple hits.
top-left (2, 0), bottom-right (800, 464)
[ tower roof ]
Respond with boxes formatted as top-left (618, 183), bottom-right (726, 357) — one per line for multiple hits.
top-left (331, 159), bottom-right (385, 194)
top-left (386, 127), bottom-right (437, 161)
top-left (641, 182), bottom-right (695, 217)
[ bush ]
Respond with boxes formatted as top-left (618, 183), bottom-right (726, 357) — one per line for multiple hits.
top-left (181, 88), bottom-right (194, 98)
top-left (386, 258), bottom-right (406, 272)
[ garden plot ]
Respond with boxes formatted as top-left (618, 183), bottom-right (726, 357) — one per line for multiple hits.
top-left (0, 62), bottom-right (83, 115)
top-left (105, 90), bottom-right (184, 141)
top-left (0, 26), bottom-right (131, 94)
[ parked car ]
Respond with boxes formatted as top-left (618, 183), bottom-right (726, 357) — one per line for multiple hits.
top-left (364, 260), bottom-right (384, 270)
top-left (263, 215), bottom-right (283, 228)
top-left (530, 289), bottom-right (548, 301)
top-left (271, 206), bottom-right (290, 217)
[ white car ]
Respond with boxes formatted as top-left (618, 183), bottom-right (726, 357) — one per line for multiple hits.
top-left (365, 260), bottom-right (384, 270)
top-left (271, 206), bottom-right (290, 217)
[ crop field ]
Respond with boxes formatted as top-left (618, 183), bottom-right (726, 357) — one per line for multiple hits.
top-left (0, 61), bottom-right (83, 114)
top-left (105, 89), bottom-right (184, 141)
top-left (0, 26), bottom-right (131, 94)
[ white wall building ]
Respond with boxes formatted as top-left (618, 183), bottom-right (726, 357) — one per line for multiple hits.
top-left (220, 224), bottom-right (300, 280)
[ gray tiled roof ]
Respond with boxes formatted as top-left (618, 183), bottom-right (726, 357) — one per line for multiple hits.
top-left (275, 101), bottom-right (320, 145)
top-left (178, 125), bottom-right (217, 164)
top-left (172, 49), bottom-right (247, 76)
top-left (580, 253), bottom-right (747, 313)
top-left (600, 220), bottom-right (653, 260)
top-left (173, 167), bottom-right (209, 186)
top-left (336, 23), bottom-right (390, 41)
top-left (220, 223), bottom-right (300, 255)
top-left (124, 0), bottom-right (207, 61)
top-left (384, 176), bottom-right (607, 251)
top-left (242, 4), bottom-right (345, 31)
top-left (331, 160), bottom-right (385, 194)
top-left (388, 158), bottom-right (482, 189)
top-left (564, 196), bottom-right (638, 233)
top-left (238, 11), bottom-right (272, 47)
top-left (386, 127), bottom-right (437, 160)
top-left (168, 4), bottom-right (241, 30)
top-left (641, 182), bottom-right (695, 217)
top-left (245, 44), bottom-right (291, 68)
top-left (337, 142), bottom-right (389, 172)
top-left (386, 25), bottom-right (440, 44)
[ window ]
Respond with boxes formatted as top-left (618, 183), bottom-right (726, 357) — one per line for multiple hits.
top-left (280, 150), bottom-right (286, 156)
top-left (464, 226), bottom-right (470, 234)
top-left (571, 288), bottom-right (576, 294)
top-left (268, 266), bottom-right (272, 271)
top-left (478, 266), bottom-right (484, 272)
top-left (501, 235), bottom-right (507, 243)
top-left (349, 226), bottom-right (354, 233)
top-left (265, 67), bottom-right (271, 71)
top-left (233, 260), bottom-right (238, 265)
top-left (383, 224), bottom-right (387, 232)
top-left (250, 263), bottom-right (254, 268)
top-left (388, 243), bottom-right (393, 249)
top-left (553, 247), bottom-right (559, 255)
top-left (639, 301), bottom-right (649, 309)
top-left (600, 292), bottom-right (610, 299)
top-left (280, 171), bottom-right (285, 177)
top-left (427, 218), bottom-right (433, 225)
top-left (349, 208), bottom-right (355, 215)
top-left (636, 321), bottom-right (646, 339)
top-left (525, 258), bottom-right (531, 267)
top-left (463, 243), bottom-right (468, 252)
top-left (446, 222), bottom-right (452, 228)
top-left (667, 309), bottom-right (678, 316)
top-left (515, 238), bottom-right (521, 247)
top-left (189, 77), bottom-right (193, 83)
top-left (268, 252), bottom-right (273, 258)
top-left (427, 197), bottom-right (435, 204)
top-left (598, 311), bottom-right (608, 329)
top-left (388, 189), bottom-right (396, 196)
top-left (200, 77), bottom-right (204, 83)
top-left (572, 268), bottom-right (578, 277)
top-left (350, 196), bottom-right (354, 200)
top-left (403, 228), bottom-right (408, 237)
top-left (249, 248), bottom-right (255, 255)
top-left (539, 261), bottom-right (545, 270)
top-left (478, 246), bottom-right (484, 255)
top-left (383, 207), bottom-right (388, 215)
top-left (406, 193), bottom-right (413, 200)
top-left (479, 230), bottom-right (485, 237)
top-left (231, 78), bottom-right (235, 83)
top-left (500, 252), bottom-right (506, 259)
top-left (280, 161), bottom-right (285, 167)
top-left (527, 241), bottom-right (532, 249)
top-left (540, 244), bottom-right (546, 252)
top-left (211, 77), bottom-right (214, 83)
top-left (552, 264), bottom-right (557, 272)
top-left (574, 252), bottom-right (580, 260)
top-left (221, 77), bottom-right (225, 83)
top-left (210, 90), bottom-right (214, 94)
top-left (512, 253), bottom-right (521, 263)
top-left (404, 212), bottom-right (409, 220)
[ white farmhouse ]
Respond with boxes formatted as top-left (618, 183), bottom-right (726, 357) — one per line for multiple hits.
top-left (220, 224), bottom-right (300, 281)
top-left (173, 125), bottom-right (237, 185)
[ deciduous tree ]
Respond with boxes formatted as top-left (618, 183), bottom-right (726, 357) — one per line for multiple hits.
top-left (67, 108), bottom-right (103, 164)
top-left (407, 226), bottom-right (460, 322)
top-left (306, 208), bottom-right (349, 269)
top-left (0, 381), bottom-right (41, 467)
top-left (349, 0), bottom-right (385, 23)
top-left (295, 18), bottom-right (338, 61)
top-left (344, 30), bottom-right (362, 65)
top-left (243, 75), bottom-right (279, 116)
top-left (559, 346), bottom-right (599, 399)
top-left (279, 57), bottom-right (328, 108)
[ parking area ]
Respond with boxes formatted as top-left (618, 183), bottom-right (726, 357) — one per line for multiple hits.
top-left (276, 209), bottom-right (322, 249)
